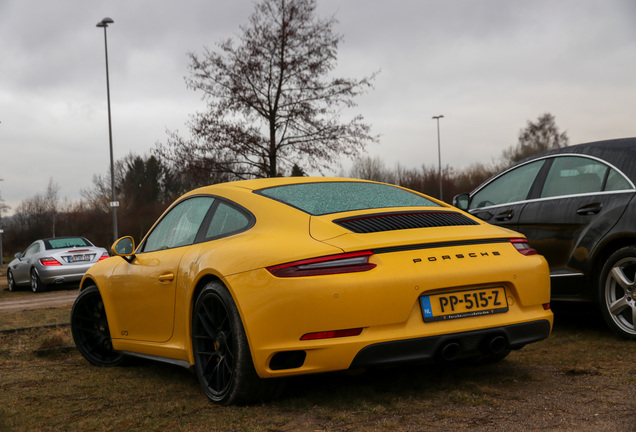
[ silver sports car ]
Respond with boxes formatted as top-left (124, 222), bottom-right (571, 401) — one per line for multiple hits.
top-left (7, 237), bottom-right (108, 293)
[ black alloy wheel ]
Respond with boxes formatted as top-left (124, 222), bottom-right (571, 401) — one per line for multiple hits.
top-left (71, 285), bottom-right (126, 366)
top-left (599, 246), bottom-right (636, 340)
top-left (192, 281), bottom-right (275, 405)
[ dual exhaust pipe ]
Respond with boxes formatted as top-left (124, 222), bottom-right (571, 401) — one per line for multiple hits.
top-left (438, 335), bottom-right (508, 361)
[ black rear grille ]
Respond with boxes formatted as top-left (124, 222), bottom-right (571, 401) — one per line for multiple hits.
top-left (334, 211), bottom-right (479, 234)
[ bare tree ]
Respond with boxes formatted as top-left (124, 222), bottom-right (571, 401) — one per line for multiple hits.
top-left (502, 113), bottom-right (568, 165)
top-left (0, 190), bottom-right (9, 221)
top-left (157, 0), bottom-right (377, 179)
top-left (350, 155), bottom-right (396, 184)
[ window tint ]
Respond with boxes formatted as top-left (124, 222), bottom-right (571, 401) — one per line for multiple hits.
top-left (205, 201), bottom-right (251, 239)
top-left (470, 160), bottom-right (545, 209)
top-left (45, 237), bottom-right (91, 250)
top-left (24, 243), bottom-right (40, 256)
top-left (259, 182), bottom-right (439, 215)
top-left (605, 168), bottom-right (632, 191)
top-left (143, 196), bottom-right (214, 252)
top-left (541, 156), bottom-right (612, 198)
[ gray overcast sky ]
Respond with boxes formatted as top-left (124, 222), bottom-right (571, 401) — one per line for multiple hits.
top-left (1, 0), bottom-right (635, 214)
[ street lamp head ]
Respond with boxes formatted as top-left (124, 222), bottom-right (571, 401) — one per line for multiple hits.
top-left (432, 115), bottom-right (444, 120)
top-left (96, 17), bottom-right (114, 28)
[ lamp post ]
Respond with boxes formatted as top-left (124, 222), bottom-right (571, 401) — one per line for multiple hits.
top-left (96, 17), bottom-right (119, 243)
top-left (432, 115), bottom-right (444, 201)
top-left (0, 178), bottom-right (3, 271)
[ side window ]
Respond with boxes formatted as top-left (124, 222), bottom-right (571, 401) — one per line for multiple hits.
top-left (143, 196), bottom-right (214, 252)
top-left (470, 160), bottom-right (545, 209)
top-left (605, 168), bottom-right (632, 191)
top-left (24, 243), bottom-right (40, 257)
top-left (541, 156), bottom-right (606, 198)
top-left (205, 201), bottom-right (251, 240)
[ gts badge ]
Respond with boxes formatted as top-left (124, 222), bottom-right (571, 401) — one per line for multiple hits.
top-left (413, 251), bottom-right (501, 263)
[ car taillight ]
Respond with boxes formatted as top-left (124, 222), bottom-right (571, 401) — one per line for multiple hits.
top-left (98, 252), bottom-right (109, 261)
top-left (40, 257), bottom-right (62, 266)
top-left (510, 238), bottom-right (537, 256)
top-left (267, 251), bottom-right (376, 277)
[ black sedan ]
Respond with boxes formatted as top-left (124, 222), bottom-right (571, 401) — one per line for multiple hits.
top-left (454, 138), bottom-right (636, 339)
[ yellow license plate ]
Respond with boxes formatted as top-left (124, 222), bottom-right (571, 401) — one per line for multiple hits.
top-left (420, 287), bottom-right (508, 322)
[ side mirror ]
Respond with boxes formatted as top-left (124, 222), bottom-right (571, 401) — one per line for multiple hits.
top-left (453, 193), bottom-right (470, 210)
top-left (111, 236), bottom-right (136, 257)
top-left (14, 252), bottom-right (23, 260)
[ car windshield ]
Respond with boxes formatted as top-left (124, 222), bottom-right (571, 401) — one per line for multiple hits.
top-left (258, 181), bottom-right (440, 215)
top-left (44, 237), bottom-right (91, 250)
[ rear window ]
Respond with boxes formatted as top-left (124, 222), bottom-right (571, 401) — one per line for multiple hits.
top-left (44, 237), bottom-right (92, 250)
top-left (258, 181), bottom-right (439, 215)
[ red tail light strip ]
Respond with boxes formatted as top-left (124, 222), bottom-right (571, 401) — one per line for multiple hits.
top-left (267, 251), bottom-right (376, 277)
top-left (300, 328), bottom-right (363, 341)
top-left (510, 238), bottom-right (538, 256)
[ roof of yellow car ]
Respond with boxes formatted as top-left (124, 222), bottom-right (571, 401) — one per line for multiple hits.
top-left (190, 176), bottom-right (375, 194)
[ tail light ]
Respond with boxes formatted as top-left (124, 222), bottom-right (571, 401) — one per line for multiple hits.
top-left (98, 252), bottom-right (109, 262)
top-left (267, 251), bottom-right (376, 277)
top-left (40, 257), bottom-right (62, 266)
top-left (510, 238), bottom-right (537, 256)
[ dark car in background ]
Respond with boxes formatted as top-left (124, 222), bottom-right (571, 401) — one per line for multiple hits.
top-left (454, 138), bottom-right (636, 339)
top-left (7, 236), bottom-right (108, 293)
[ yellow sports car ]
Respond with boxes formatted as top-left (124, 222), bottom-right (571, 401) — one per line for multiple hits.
top-left (71, 177), bottom-right (553, 404)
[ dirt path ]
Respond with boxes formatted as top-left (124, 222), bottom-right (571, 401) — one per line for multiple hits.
top-left (0, 289), bottom-right (78, 313)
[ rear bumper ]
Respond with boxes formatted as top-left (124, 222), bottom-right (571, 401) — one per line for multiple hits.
top-left (38, 264), bottom-right (94, 285)
top-left (349, 319), bottom-right (551, 369)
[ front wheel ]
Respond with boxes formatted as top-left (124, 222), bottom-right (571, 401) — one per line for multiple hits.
top-left (192, 282), bottom-right (280, 405)
top-left (598, 246), bottom-right (636, 340)
top-left (71, 285), bottom-right (126, 366)
top-left (7, 270), bottom-right (16, 292)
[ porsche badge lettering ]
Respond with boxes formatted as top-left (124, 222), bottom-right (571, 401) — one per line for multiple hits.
top-left (414, 250), bottom-right (501, 263)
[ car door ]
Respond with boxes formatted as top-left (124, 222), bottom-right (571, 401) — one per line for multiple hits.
top-left (12, 242), bottom-right (41, 285)
top-left (517, 155), bottom-right (634, 281)
top-left (467, 159), bottom-right (547, 231)
top-left (108, 196), bottom-right (215, 343)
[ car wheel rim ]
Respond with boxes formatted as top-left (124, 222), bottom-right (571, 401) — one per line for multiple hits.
top-left (31, 272), bottom-right (38, 292)
top-left (72, 291), bottom-right (120, 364)
top-left (8, 272), bottom-right (14, 291)
top-left (604, 257), bottom-right (636, 335)
top-left (193, 292), bottom-right (235, 399)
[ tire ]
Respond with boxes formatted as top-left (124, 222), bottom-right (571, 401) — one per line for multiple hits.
top-left (31, 269), bottom-right (46, 293)
top-left (192, 281), bottom-right (280, 405)
top-left (598, 246), bottom-right (636, 340)
top-left (7, 270), bottom-right (16, 292)
top-left (71, 285), bottom-right (126, 366)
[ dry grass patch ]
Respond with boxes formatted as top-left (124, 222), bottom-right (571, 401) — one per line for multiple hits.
top-left (1, 290), bottom-right (635, 431)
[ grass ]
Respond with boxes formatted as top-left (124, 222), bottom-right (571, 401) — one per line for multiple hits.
top-left (1, 270), bottom-right (636, 431)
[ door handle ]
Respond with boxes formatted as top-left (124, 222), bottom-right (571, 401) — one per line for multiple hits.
top-left (576, 203), bottom-right (602, 216)
top-left (158, 273), bottom-right (175, 283)
top-left (494, 210), bottom-right (514, 222)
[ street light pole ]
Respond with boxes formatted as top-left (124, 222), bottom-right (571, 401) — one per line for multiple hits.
top-left (432, 115), bottom-right (444, 201)
top-left (96, 17), bottom-right (119, 244)
top-left (0, 178), bottom-right (4, 271)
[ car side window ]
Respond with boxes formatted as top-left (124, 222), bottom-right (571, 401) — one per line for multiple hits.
top-left (143, 196), bottom-right (215, 252)
top-left (470, 160), bottom-right (545, 210)
top-left (24, 243), bottom-right (40, 257)
top-left (540, 156), bottom-right (623, 198)
top-left (605, 168), bottom-right (632, 191)
top-left (205, 201), bottom-right (251, 240)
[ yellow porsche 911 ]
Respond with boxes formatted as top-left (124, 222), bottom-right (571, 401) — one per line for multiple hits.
top-left (71, 177), bottom-right (553, 405)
